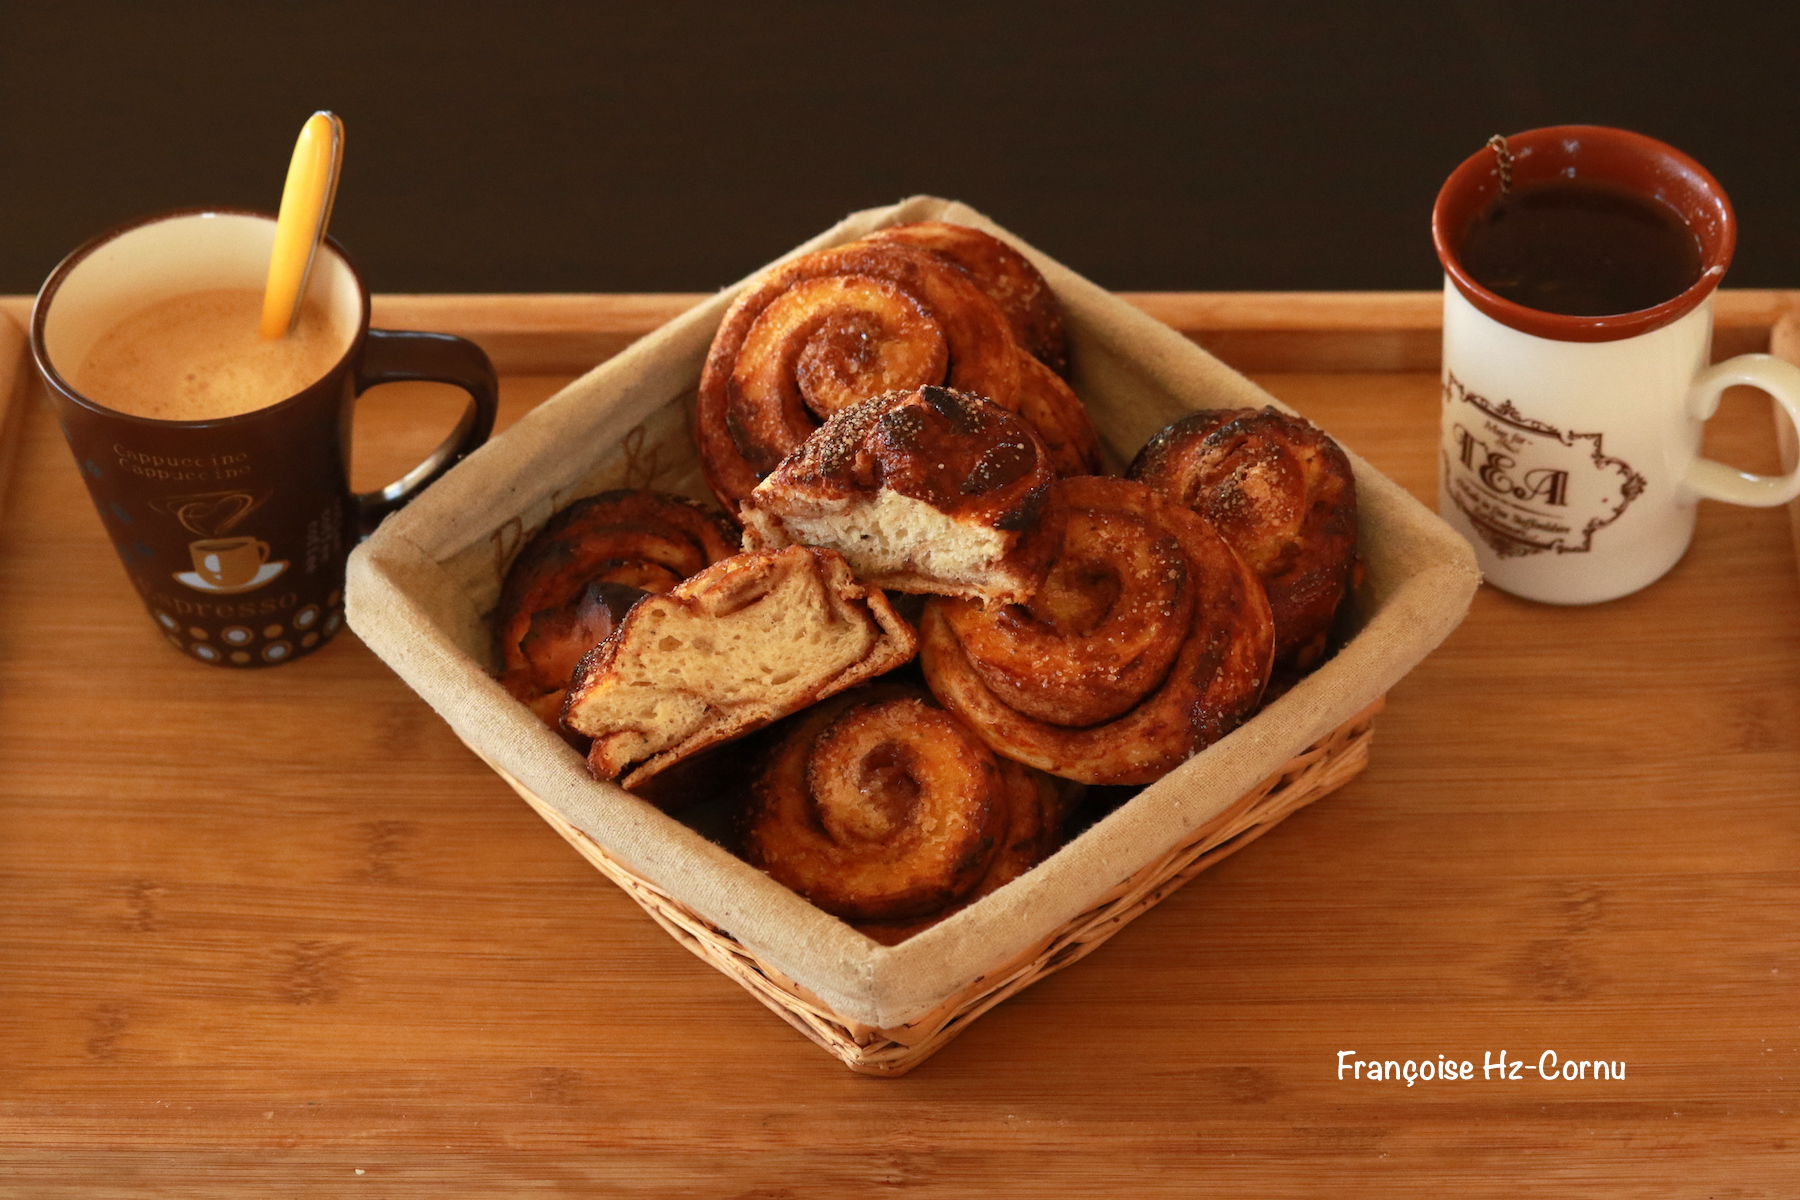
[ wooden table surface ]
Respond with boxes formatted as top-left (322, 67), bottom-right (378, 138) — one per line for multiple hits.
top-left (1, 293), bottom-right (1796, 1196)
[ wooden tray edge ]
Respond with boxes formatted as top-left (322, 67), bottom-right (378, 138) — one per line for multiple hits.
top-left (9, 291), bottom-right (1796, 381)
top-left (0, 303), bottom-right (34, 529)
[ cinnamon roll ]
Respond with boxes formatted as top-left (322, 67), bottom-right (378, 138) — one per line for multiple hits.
top-left (743, 685), bottom-right (1064, 925)
top-left (1129, 407), bottom-right (1359, 671)
top-left (868, 223), bottom-right (1100, 475)
top-left (698, 240), bottom-right (1022, 516)
top-left (920, 476), bottom-right (1274, 786)
top-left (854, 756), bottom-right (1073, 945)
top-left (739, 385), bottom-right (1062, 607)
top-left (869, 221), bottom-right (1069, 376)
top-left (494, 489), bottom-right (738, 725)
top-left (698, 232), bottom-right (1103, 516)
top-left (563, 545), bottom-right (917, 787)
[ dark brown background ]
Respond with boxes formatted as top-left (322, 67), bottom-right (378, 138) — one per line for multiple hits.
top-left (2, 1), bottom-right (1796, 296)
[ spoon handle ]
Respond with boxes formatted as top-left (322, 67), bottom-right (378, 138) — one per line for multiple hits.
top-left (260, 111), bottom-right (344, 340)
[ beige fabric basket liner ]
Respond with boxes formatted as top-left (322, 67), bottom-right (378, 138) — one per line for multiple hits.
top-left (346, 196), bottom-right (1480, 1032)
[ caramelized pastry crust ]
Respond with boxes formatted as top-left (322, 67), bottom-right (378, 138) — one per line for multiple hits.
top-left (744, 685), bottom-right (1065, 924)
top-left (1014, 353), bottom-right (1104, 482)
top-left (563, 545), bottom-right (917, 787)
top-left (1129, 407), bottom-right (1358, 670)
top-left (740, 386), bottom-right (1063, 606)
top-left (869, 221), bottom-right (1070, 375)
top-left (921, 476), bottom-right (1274, 785)
top-left (493, 489), bottom-right (738, 721)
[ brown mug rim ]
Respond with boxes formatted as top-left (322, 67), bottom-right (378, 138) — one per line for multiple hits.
top-left (30, 206), bottom-right (372, 428)
top-left (1431, 125), bottom-right (1735, 343)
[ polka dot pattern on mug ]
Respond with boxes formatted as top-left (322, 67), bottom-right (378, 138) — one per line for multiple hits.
top-left (164, 602), bottom-right (345, 666)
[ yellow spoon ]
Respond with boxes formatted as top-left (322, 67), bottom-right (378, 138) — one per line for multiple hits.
top-left (259, 111), bottom-right (345, 340)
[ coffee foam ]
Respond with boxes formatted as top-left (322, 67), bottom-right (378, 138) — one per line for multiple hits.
top-left (72, 288), bottom-right (348, 421)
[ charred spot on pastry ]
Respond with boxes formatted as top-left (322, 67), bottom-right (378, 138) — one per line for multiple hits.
top-left (964, 437), bottom-right (1038, 495)
top-left (920, 384), bottom-right (983, 434)
top-left (875, 402), bottom-right (927, 451)
top-left (990, 482), bottom-right (1047, 533)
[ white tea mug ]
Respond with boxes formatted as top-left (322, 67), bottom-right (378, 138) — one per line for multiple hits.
top-left (1431, 125), bottom-right (1800, 605)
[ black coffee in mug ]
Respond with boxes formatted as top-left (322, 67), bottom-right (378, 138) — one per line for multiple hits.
top-left (1457, 178), bottom-right (1703, 317)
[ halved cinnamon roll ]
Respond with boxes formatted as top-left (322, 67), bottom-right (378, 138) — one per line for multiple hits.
top-left (740, 386), bottom-right (1062, 607)
top-left (563, 545), bottom-right (916, 787)
top-left (493, 489), bottom-right (738, 726)
top-left (921, 476), bottom-right (1274, 785)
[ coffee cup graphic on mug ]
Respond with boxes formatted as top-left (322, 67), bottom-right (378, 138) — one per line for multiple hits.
top-left (186, 536), bottom-right (280, 592)
top-left (31, 209), bottom-right (499, 665)
top-left (1432, 126), bottom-right (1800, 605)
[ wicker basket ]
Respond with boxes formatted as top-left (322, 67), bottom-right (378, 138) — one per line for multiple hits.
top-left (347, 196), bottom-right (1480, 1075)
top-left (481, 696), bottom-right (1382, 1075)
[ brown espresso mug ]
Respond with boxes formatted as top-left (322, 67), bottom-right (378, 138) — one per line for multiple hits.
top-left (31, 208), bottom-right (499, 666)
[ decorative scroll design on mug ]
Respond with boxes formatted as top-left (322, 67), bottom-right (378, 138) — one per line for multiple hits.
top-left (1441, 374), bottom-right (1647, 559)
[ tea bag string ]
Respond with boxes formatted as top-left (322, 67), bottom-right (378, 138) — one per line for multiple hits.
top-left (1487, 134), bottom-right (1513, 195)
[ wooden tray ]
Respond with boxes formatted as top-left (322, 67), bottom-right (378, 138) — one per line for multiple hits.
top-left (3, 291), bottom-right (1797, 1191)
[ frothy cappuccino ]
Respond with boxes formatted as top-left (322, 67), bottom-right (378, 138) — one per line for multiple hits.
top-left (71, 288), bottom-right (348, 421)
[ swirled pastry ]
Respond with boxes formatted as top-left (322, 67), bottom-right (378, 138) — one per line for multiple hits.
top-left (562, 545), bottom-right (917, 787)
top-left (494, 489), bottom-right (738, 724)
top-left (854, 752), bottom-right (1074, 945)
top-left (740, 386), bottom-right (1062, 607)
top-left (869, 221), bottom-right (1069, 375)
top-left (743, 685), bottom-right (1065, 926)
top-left (1129, 407), bottom-right (1358, 671)
top-left (868, 223), bottom-right (1100, 474)
top-left (698, 233), bottom-right (1102, 516)
top-left (921, 476), bottom-right (1274, 785)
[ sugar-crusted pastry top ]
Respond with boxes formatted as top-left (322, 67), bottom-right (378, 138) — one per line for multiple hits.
top-left (740, 386), bottom-right (1062, 607)
top-left (1130, 406), bottom-right (1359, 671)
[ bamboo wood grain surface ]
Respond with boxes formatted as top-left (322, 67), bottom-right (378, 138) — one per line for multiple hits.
top-left (1, 292), bottom-right (1796, 1196)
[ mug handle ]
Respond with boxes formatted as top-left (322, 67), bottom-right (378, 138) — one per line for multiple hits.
top-left (352, 328), bottom-right (499, 535)
top-left (1684, 353), bottom-right (1800, 507)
